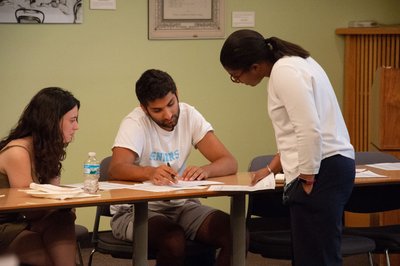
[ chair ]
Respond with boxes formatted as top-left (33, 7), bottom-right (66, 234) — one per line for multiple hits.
top-left (15, 8), bottom-right (45, 23)
top-left (344, 151), bottom-right (400, 266)
top-left (247, 154), bottom-right (376, 265)
top-left (88, 156), bottom-right (216, 266)
top-left (75, 224), bottom-right (89, 266)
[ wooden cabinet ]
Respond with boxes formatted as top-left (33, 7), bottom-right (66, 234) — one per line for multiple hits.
top-left (336, 26), bottom-right (400, 152)
top-left (370, 67), bottom-right (400, 159)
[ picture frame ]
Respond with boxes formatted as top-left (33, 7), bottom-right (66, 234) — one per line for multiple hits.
top-left (0, 0), bottom-right (82, 24)
top-left (148, 0), bottom-right (225, 40)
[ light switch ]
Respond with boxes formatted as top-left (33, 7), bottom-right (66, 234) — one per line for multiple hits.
top-left (232, 11), bottom-right (255, 27)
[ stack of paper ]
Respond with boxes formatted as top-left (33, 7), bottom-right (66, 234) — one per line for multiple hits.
top-left (23, 183), bottom-right (100, 200)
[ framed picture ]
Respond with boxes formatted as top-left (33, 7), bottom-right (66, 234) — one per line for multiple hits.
top-left (148, 0), bottom-right (225, 40)
top-left (0, 0), bottom-right (83, 24)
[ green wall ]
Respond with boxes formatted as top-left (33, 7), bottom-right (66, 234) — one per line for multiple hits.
top-left (1, 1), bottom-right (399, 229)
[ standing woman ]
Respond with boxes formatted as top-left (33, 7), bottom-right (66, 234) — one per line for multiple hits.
top-left (0, 87), bottom-right (80, 266)
top-left (220, 29), bottom-right (355, 266)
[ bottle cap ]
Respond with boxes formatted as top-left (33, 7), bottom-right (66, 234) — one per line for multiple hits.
top-left (88, 152), bottom-right (96, 157)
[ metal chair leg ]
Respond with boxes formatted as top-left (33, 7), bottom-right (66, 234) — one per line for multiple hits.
top-left (88, 249), bottom-right (96, 266)
top-left (385, 249), bottom-right (391, 266)
top-left (76, 242), bottom-right (84, 266)
top-left (367, 252), bottom-right (374, 266)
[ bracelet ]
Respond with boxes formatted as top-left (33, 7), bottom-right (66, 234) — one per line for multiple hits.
top-left (266, 165), bottom-right (273, 175)
top-left (298, 177), bottom-right (315, 185)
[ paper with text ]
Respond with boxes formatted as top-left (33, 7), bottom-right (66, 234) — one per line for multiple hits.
top-left (208, 173), bottom-right (275, 191)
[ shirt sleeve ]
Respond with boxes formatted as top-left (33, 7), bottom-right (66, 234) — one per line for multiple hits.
top-left (188, 106), bottom-right (213, 147)
top-left (271, 64), bottom-right (322, 174)
top-left (113, 116), bottom-right (146, 158)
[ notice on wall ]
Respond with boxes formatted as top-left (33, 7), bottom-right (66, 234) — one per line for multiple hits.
top-left (90, 0), bottom-right (116, 10)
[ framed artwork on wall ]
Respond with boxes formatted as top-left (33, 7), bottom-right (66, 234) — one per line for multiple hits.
top-left (148, 0), bottom-right (225, 40)
top-left (0, 0), bottom-right (83, 24)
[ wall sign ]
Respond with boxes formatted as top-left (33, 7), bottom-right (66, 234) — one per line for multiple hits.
top-left (148, 0), bottom-right (225, 40)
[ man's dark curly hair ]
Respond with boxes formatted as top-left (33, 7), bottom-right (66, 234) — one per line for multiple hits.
top-left (135, 69), bottom-right (177, 106)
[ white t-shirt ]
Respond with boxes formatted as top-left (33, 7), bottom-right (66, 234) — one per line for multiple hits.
top-left (113, 102), bottom-right (213, 211)
top-left (268, 56), bottom-right (354, 183)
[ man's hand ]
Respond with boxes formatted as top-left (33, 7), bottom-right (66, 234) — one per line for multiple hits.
top-left (149, 165), bottom-right (178, 185)
top-left (181, 166), bottom-right (209, 181)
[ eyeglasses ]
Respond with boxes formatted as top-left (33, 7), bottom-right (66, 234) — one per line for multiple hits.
top-left (230, 71), bottom-right (244, 83)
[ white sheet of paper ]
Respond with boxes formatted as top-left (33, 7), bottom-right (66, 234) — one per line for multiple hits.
top-left (355, 170), bottom-right (387, 178)
top-left (208, 173), bottom-right (275, 191)
top-left (68, 180), bottom-right (222, 192)
top-left (130, 183), bottom-right (207, 192)
top-left (366, 162), bottom-right (400, 171)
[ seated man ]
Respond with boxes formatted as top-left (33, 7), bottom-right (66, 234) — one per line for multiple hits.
top-left (109, 69), bottom-right (238, 266)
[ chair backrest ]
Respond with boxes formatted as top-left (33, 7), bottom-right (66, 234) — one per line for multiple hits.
top-left (100, 156), bottom-right (112, 182)
top-left (346, 152), bottom-right (400, 213)
top-left (91, 156), bottom-right (114, 245)
top-left (247, 155), bottom-right (290, 231)
top-left (354, 151), bottom-right (399, 164)
top-left (97, 156), bottom-right (113, 217)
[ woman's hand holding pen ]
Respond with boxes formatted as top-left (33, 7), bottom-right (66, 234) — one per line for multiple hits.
top-left (149, 164), bottom-right (178, 185)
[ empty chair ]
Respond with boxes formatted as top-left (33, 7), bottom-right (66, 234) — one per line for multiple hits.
top-left (344, 151), bottom-right (400, 266)
top-left (88, 156), bottom-right (216, 266)
top-left (247, 154), bottom-right (375, 265)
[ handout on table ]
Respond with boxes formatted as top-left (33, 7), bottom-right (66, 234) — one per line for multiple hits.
top-left (365, 162), bottom-right (400, 171)
top-left (70, 180), bottom-right (224, 192)
top-left (208, 173), bottom-right (275, 191)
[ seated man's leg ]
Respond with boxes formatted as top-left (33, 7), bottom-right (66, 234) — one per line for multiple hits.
top-left (148, 214), bottom-right (186, 266)
top-left (195, 211), bottom-right (231, 266)
top-left (179, 199), bottom-right (232, 266)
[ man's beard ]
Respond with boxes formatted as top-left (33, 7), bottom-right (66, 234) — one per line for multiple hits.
top-left (151, 107), bottom-right (180, 131)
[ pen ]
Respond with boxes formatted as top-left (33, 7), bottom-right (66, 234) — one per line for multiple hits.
top-left (167, 162), bottom-right (177, 181)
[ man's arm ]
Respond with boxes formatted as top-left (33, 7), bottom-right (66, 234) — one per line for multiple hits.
top-left (109, 147), bottom-right (177, 185)
top-left (182, 131), bottom-right (238, 180)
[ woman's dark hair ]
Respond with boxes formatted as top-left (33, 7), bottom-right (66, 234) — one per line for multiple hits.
top-left (220, 29), bottom-right (310, 71)
top-left (0, 87), bottom-right (80, 184)
top-left (135, 69), bottom-right (177, 107)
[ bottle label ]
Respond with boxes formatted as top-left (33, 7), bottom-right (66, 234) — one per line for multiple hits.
top-left (84, 164), bottom-right (100, 175)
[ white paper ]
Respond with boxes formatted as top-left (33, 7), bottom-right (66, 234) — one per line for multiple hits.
top-left (90, 0), bottom-right (116, 10)
top-left (29, 183), bottom-right (84, 193)
top-left (208, 173), bottom-right (275, 191)
top-left (366, 162), bottom-right (400, 171)
top-left (129, 184), bottom-right (207, 192)
top-left (164, 0), bottom-right (212, 20)
top-left (275, 173), bottom-right (285, 181)
top-left (355, 170), bottom-right (387, 178)
top-left (23, 183), bottom-right (100, 200)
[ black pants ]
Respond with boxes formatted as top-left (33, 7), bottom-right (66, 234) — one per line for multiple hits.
top-left (289, 155), bottom-right (355, 266)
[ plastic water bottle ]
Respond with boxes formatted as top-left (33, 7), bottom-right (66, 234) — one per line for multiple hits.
top-left (83, 152), bottom-right (100, 194)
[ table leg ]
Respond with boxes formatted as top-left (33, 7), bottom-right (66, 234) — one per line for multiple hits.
top-left (230, 194), bottom-right (246, 266)
top-left (133, 202), bottom-right (148, 266)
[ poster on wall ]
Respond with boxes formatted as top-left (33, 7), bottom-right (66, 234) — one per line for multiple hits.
top-left (0, 0), bottom-right (83, 23)
top-left (148, 0), bottom-right (225, 40)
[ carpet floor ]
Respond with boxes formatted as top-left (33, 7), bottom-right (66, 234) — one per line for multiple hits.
top-left (80, 247), bottom-right (371, 266)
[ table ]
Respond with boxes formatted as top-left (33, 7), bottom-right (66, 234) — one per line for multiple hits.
top-left (0, 172), bottom-right (255, 266)
top-left (2, 168), bottom-right (400, 266)
top-left (354, 165), bottom-right (400, 186)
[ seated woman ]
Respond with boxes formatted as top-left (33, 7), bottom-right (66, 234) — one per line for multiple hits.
top-left (0, 87), bottom-right (80, 266)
